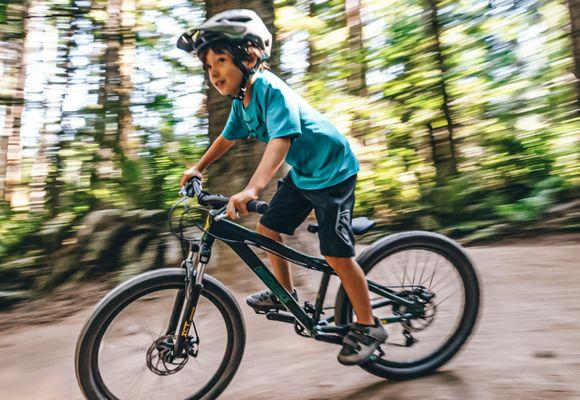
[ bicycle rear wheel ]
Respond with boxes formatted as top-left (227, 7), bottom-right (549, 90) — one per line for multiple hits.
top-left (75, 268), bottom-right (245, 399)
top-left (334, 231), bottom-right (480, 380)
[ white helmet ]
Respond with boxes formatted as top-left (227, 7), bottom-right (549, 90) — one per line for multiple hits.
top-left (177, 9), bottom-right (272, 60)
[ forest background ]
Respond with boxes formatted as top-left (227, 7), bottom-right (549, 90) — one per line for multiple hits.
top-left (0, 0), bottom-right (578, 307)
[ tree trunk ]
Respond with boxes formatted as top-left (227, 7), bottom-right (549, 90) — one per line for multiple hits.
top-left (91, 0), bottom-right (135, 203)
top-left (118, 0), bottom-right (136, 159)
top-left (568, 0), bottom-right (580, 112)
top-left (427, 122), bottom-right (456, 183)
top-left (93, 0), bottom-right (128, 180)
top-left (44, 2), bottom-right (82, 216)
top-left (306, 1), bottom-right (323, 78)
top-left (0, 0), bottom-right (30, 206)
top-left (424, 0), bottom-right (457, 180)
top-left (345, 0), bottom-right (367, 97)
top-left (345, 0), bottom-right (371, 142)
top-left (204, 0), bottom-right (281, 198)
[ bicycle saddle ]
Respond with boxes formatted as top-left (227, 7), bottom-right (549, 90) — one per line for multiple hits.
top-left (307, 217), bottom-right (376, 235)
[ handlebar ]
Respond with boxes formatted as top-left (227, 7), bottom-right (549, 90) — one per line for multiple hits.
top-left (180, 177), bottom-right (269, 215)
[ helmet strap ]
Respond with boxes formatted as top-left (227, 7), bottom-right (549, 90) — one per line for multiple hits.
top-left (229, 57), bottom-right (262, 102)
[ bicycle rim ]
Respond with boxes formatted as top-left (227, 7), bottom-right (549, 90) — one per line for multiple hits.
top-left (92, 284), bottom-right (233, 399)
top-left (367, 246), bottom-right (468, 367)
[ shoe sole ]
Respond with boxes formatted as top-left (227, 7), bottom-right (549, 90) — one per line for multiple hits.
top-left (337, 334), bottom-right (388, 366)
top-left (337, 347), bottom-right (381, 366)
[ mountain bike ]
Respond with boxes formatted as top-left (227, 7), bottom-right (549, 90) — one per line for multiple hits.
top-left (75, 177), bottom-right (480, 399)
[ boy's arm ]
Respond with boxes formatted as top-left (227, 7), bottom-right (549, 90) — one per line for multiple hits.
top-left (180, 135), bottom-right (235, 186)
top-left (197, 134), bottom-right (235, 172)
top-left (225, 137), bottom-right (291, 219)
top-left (246, 137), bottom-right (291, 194)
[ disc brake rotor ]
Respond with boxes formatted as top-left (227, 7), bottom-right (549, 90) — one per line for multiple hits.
top-left (395, 290), bottom-right (437, 332)
top-left (146, 335), bottom-right (188, 376)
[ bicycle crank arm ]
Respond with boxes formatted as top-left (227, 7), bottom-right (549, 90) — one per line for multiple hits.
top-left (379, 313), bottom-right (416, 325)
top-left (266, 311), bottom-right (296, 324)
top-left (313, 332), bottom-right (343, 345)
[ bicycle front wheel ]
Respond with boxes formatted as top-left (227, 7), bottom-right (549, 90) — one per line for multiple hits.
top-left (334, 231), bottom-right (480, 380)
top-left (75, 268), bottom-right (245, 400)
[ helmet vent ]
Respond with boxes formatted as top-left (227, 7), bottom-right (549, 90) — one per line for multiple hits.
top-left (229, 17), bottom-right (252, 22)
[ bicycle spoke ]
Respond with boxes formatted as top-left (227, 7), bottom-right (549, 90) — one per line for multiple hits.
top-left (363, 244), bottom-right (472, 368)
top-left (91, 286), bottom-right (233, 400)
top-left (423, 256), bottom-right (442, 289)
top-left (126, 364), bottom-right (149, 398)
top-left (416, 252), bottom-right (430, 288)
top-left (430, 287), bottom-right (460, 310)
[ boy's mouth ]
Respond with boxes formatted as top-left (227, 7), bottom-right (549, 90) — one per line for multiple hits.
top-left (214, 79), bottom-right (225, 89)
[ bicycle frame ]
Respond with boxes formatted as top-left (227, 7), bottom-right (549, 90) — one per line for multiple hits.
top-left (172, 209), bottom-right (420, 353)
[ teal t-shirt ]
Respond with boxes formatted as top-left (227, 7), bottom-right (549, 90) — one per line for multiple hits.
top-left (221, 70), bottom-right (359, 190)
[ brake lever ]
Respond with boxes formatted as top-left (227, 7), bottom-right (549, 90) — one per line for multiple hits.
top-left (213, 206), bottom-right (239, 222)
top-left (179, 178), bottom-right (202, 198)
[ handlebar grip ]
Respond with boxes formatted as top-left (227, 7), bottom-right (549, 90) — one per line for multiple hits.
top-left (247, 200), bottom-right (269, 214)
top-left (198, 193), bottom-right (229, 208)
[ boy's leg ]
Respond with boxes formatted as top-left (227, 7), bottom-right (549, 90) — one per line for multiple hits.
top-left (246, 174), bottom-right (311, 311)
top-left (303, 174), bottom-right (387, 364)
top-left (256, 222), bottom-right (293, 291)
top-left (324, 256), bottom-right (373, 325)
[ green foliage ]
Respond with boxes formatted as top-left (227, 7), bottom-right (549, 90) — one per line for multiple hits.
top-left (0, 204), bottom-right (46, 261)
top-left (1, 0), bottom-right (579, 291)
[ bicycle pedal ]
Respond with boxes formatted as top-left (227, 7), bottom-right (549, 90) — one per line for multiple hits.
top-left (266, 311), bottom-right (295, 324)
top-left (251, 306), bottom-right (282, 315)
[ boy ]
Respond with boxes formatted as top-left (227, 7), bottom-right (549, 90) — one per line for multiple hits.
top-left (177, 9), bottom-right (386, 365)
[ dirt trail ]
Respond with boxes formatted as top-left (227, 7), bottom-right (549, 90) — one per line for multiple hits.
top-left (1, 236), bottom-right (579, 400)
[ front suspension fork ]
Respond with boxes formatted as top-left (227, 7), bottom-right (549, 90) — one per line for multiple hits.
top-left (170, 239), bottom-right (212, 356)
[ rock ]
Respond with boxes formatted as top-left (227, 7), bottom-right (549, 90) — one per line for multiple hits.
top-left (76, 217), bottom-right (133, 279)
top-left (162, 234), bottom-right (183, 268)
top-left (0, 290), bottom-right (30, 309)
top-left (116, 238), bottom-right (163, 280)
top-left (461, 223), bottom-right (512, 245)
top-left (122, 209), bottom-right (166, 227)
top-left (36, 212), bottom-right (77, 252)
top-left (533, 350), bottom-right (558, 359)
top-left (120, 233), bottom-right (153, 266)
top-left (77, 210), bottom-right (123, 242)
top-left (136, 209), bottom-right (166, 225)
top-left (547, 199), bottom-right (580, 215)
top-left (417, 215), bottom-right (440, 231)
top-left (0, 256), bottom-right (44, 290)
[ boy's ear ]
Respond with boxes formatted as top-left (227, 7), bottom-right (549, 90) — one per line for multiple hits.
top-left (245, 47), bottom-right (260, 66)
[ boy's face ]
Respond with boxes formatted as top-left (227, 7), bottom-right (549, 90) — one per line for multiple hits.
top-left (204, 49), bottom-right (244, 96)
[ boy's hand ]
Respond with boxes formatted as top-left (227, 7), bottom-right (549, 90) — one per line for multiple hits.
top-left (180, 165), bottom-right (203, 187)
top-left (226, 188), bottom-right (259, 220)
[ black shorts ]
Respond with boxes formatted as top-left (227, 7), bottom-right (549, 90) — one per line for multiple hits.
top-left (259, 173), bottom-right (357, 258)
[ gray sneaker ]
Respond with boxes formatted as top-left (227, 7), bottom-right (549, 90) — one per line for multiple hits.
top-left (337, 317), bottom-right (388, 365)
top-left (246, 289), bottom-right (298, 312)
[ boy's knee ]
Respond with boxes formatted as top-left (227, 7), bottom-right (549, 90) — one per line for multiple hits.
top-left (257, 222), bottom-right (282, 240)
top-left (324, 255), bottom-right (356, 270)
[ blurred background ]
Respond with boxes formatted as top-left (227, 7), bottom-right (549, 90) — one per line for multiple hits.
top-left (0, 0), bottom-right (578, 306)
top-left (1, 1), bottom-right (580, 399)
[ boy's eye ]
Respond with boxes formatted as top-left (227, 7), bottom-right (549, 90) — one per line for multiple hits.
top-left (218, 57), bottom-right (225, 63)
